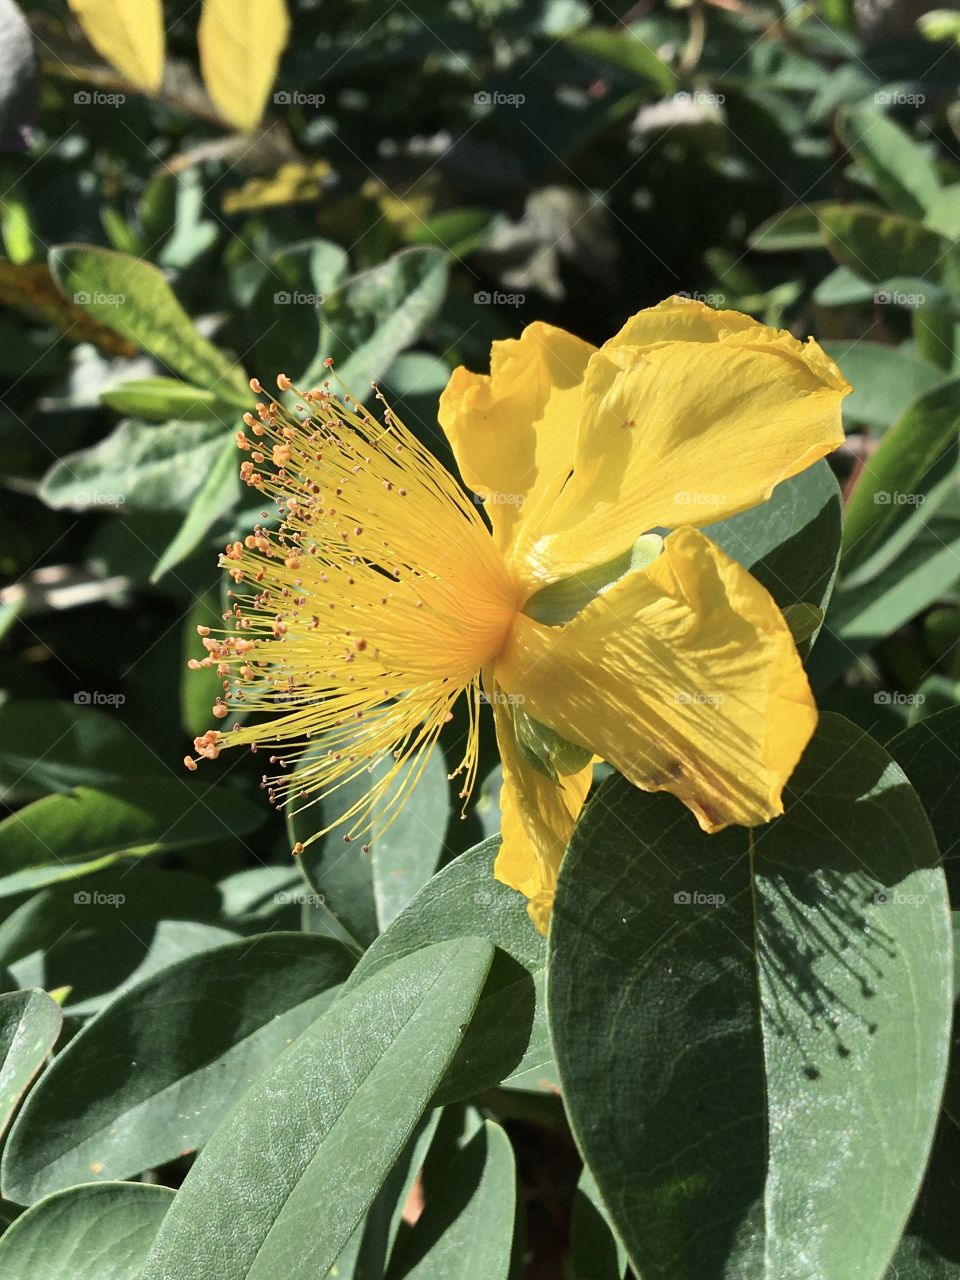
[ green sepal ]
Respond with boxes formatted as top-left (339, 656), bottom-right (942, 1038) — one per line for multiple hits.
top-left (522, 534), bottom-right (663, 627)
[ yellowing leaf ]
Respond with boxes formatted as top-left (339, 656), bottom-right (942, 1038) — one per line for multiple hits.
top-left (67, 0), bottom-right (165, 93)
top-left (198, 0), bottom-right (291, 133)
top-left (222, 161), bottom-right (331, 214)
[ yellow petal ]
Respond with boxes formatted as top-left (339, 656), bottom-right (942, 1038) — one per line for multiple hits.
top-left (492, 700), bottom-right (592, 933)
top-left (524, 296), bottom-right (849, 587)
top-left (438, 322), bottom-right (595, 552)
top-left (198, 0), bottom-right (290, 133)
top-left (496, 527), bottom-right (817, 832)
top-left (67, 0), bottom-right (165, 92)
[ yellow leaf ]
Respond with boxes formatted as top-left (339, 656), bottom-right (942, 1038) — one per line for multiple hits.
top-left (67, 0), bottom-right (165, 93)
top-left (222, 161), bottom-right (331, 214)
top-left (198, 0), bottom-right (291, 133)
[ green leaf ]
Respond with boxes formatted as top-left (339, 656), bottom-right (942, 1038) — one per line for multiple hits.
top-left (842, 377), bottom-right (960, 582)
top-left (701, 459), bottom-right (843, 641)
top-left (371, 751), bottom-right (451, 932)
top-left (0, 991), bottom-right (61, 1141)
top-left (150, 435), bottom-right (241, 581)
top-left (748, 203), bottom-right (833, 252)
top-left (2, 933), bottom-right (353, 1201)
top-left (100, 377), bottom-right (230, 422)
top-left (569, 1165), bottom-right (627, 1280)
top-left (838, 108), bottom-right (941, 220)
top-left (817, 205), bottom-right (953, 285)
top-left (302, 248), bottom-right (449, 388)
top-left (822, 341), bottom-right (945, 431)
top-left (549, 713), bottom-right (952, 1280)
top-left (290, 739), bottom-right (451, 948)
top-left (523, 534), bottom-right (662, 626)
top-left (924, 185), bottom-right (960, 239)
top-left (387, 1120), bottom-right (516, 1280)
top-left (343, 837), bottom-right (549, 1101)
top-left (814, 265), bottom-right (879, 308)
top-left (0, 1182), bottom-right (173, 1277)
top-left (49, 245), bottom-right (250, 405)
top-left (0, 700), bottom-right (156, 805)
top-left (141, 939), bottom-right (494, 1280)
top-left (0, 777), bottom-right (265, 898)
top-left (814, 514), bottom-right (960, 681)
top-left (38, 418), bottom-right (228, 513)
top-left (889, 707), bottom-right (960, 873)
top-left (563, 27), bottom-right (677, 94)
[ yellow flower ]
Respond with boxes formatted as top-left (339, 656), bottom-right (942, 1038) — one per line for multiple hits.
top-left (188, 297), bottom-right (850, 932)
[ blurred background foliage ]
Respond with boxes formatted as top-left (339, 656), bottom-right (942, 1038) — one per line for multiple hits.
top-left (3, 0), bottom-right (960, 1269)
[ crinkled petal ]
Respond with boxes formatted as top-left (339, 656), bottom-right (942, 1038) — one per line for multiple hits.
top-left (492, 700), bottom-right (592, 933)
top-left (521, 297), bottom-right (849, 587)
top-left (438, 322), bottom-right (595, 552)
top-left (496, 526), bottom-right (817, 831)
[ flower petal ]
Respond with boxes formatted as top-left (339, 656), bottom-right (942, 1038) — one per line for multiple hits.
top-left (495, 526), bottom-right (817, 832)
top-left (438, 322), bottom-right (595, 552)
top-left (522, 297), bottom-right (849, 586)
top-left (492, 700), bottom-right (592, 932)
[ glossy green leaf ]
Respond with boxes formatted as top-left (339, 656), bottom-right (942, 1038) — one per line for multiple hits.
top-left (343, 837), bottom-right (549, 1101)
top-left (302, 247), bottom-right (449, 388)
top-left (2, 933), bottom-right (352, 1202)
top-left (0, 700), bottom-right (156, 805)
top-left (371, 750), bottom-right (450, 931)
top-left (822, 341), bottom-right (944, 431)
top-left (100, 377), bottom-right (229, 422)
top-left (838, 108), bottom-right (940, 220)
top-left (0, 1182), bottom-right (173, 1276)
top-left (701, 459), bottom-right (843, 645)
top-left (889, 707), bottom-right (960, 880)
top-left (563, 27), bottom-right (677, 93)
top-left (0, 777), bottom-right (265, 898)
top-left (818, 205), bottom-right (953, 285)
top-left (842, 377), bottom-right (960, 582)
top-left (39, 418), bottom-right (228, 513)
top-left (150, 434), bottom-right (240, 581)
top-left (141, 939), bottom-right (494, 1280)
top-left (0, 990), bottom-right (61, 1140)
top-left (387, 1120), bottom-right (516, 1280)
top-left (550, 714), bottom-right (952, 1280)
top-left (569, 1165), bottom-right (627, 1280)
top-left (748, 203), bottom-right (832, 252)
top-left (49, 245), bottom-right (250, 404)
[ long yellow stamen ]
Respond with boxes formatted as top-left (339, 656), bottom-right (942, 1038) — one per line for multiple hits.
top-left (187, 367), bottom-right (519, 852)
